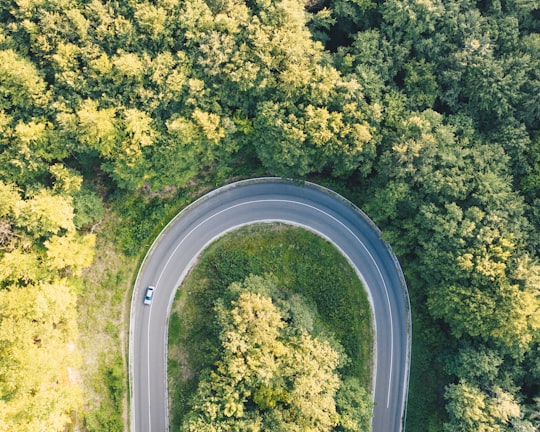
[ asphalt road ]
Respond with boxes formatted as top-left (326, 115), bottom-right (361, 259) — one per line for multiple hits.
top-left (130, 178), bottom-right (410, 432)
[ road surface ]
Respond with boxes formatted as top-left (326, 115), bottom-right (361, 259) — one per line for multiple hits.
top-left (129, 178), bottom-right (410, 431)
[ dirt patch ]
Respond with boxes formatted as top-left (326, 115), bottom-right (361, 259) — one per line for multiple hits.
top-left (179, 350), bottom-right (195, 381)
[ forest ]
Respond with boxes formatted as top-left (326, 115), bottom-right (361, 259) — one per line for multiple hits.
top-left (0, 0), bottom-right (538, 431)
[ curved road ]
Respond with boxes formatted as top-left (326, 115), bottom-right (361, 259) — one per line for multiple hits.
top-left (130, 179), bottom-right (410, 432)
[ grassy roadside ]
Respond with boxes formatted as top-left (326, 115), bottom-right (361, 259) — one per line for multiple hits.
top-left (77, 212), bottom-right (134, 432)
top-left (167, 224), bottom-right (373, 429)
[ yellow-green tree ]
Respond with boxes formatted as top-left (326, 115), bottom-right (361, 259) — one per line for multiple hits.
top-left (0, 180), bottom-right (94, 431)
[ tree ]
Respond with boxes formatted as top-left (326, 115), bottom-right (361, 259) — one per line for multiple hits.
top-left (0, 281), bottom-right (82, 432)
top-left (14, 189), bottom-right (75, 238)
top-left (335, 377), bottom-right (372, 431)
top-left (182, 274), bottom-right (371, 431)
top-left (45, 231), bottom-right (95, 277)
top-left (0, 179), bottom-right (94, 431)
top-left (0, 49), bottom-right (49, 119)
top-left (443, 345), bottom-right (504, 386)
top-left (444, 381), bottom-right (523, 432)
top-left (402, 59), bottom-right (438, 110)
top-left (75, 99), bottom-right (120, 157)
top-left (71, 185), bottom-right (104, 230)
top-left (253, 98), bottom-right (376, 178)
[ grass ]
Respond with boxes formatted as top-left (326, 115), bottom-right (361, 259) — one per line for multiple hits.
top-left (167, 223), bottom-right (373, 429)
top-left (77, 212), bottom-right (134, 432)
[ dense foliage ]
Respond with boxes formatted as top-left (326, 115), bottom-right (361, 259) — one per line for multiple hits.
top-left (182, 274), bottom-right (372, 431)
top-left (0, 0), bottom-right (538, 430)
top-left (0, 180), bottom-right (97, 430)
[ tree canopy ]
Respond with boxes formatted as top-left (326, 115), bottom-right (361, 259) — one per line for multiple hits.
top-left (0, 181), bottom-right (95, 431)
top-left (182, 274), bottom-right (372, 432)
top-left (0, 0), bottom-right (538, 429)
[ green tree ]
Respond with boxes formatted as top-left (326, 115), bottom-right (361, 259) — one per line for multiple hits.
top-left (71, 185), bottom-right (104, 230)
top-left (14, 189), bottom-right (75, 238)
top-left (444, 381), bottom-right (522, 432)
top-left (443, 345), bottom-right (503, 385)
top-left (335, 377), bottom-right (372, 431)
top-left (0, 49), bottom-right (49, 118)
top-left (182, 274), bottom-right (371, 431)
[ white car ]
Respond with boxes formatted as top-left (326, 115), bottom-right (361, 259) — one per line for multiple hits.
top-left (144, 286), bottom-right (155, 305)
